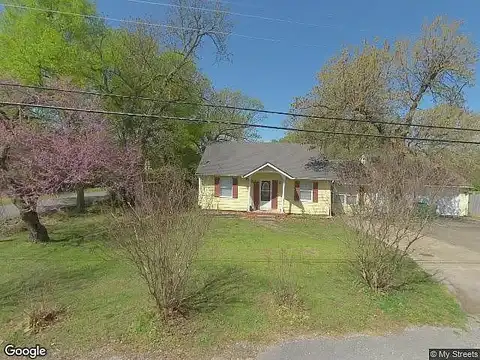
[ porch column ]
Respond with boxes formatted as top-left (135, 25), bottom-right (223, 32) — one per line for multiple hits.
top-left (281, 175), bottom-right (286, 213)
top-left (247, 176), bottom-right (251, 211)
top-left (198, 177), bottom-right (202, 207)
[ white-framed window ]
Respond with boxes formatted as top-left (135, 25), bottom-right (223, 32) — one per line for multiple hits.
top-left (335, 192), bottom-right (358, 206)
top-left (219, 177), bottom-right (233, 198)
top-left (300, 181), bottom-right (313, 202)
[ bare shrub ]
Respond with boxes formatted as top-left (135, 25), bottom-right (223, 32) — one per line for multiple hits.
top-left (336, 149), bottom-right (459, 292)
top-left (108, 166), bottom-right (212, 321)
top-left (267, 249), bottom-right (302, 308)
top-left (23, 295), bottom-right (65, 334)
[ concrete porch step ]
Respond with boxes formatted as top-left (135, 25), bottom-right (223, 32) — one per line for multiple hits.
top-left (207, 210), bottom-right (288, 220)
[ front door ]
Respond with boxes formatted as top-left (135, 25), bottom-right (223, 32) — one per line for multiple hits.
top-left (260, 180), bottom-right (271, 210)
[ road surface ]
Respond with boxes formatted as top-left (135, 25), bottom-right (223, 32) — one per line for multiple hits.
top-left (257, 319), bottom-right (480, 360)
top-left (54, 319), bottom-right (480, 360)
top-left (0, 191), bottom-right (109, 219)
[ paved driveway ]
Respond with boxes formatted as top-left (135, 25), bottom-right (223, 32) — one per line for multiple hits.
top-left (424, 218), bottom-right (480, 253)
top-left (409, 218), bottom-right (480, 314)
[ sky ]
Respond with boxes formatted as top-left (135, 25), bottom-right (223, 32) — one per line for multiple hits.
top-left (85, 1), bottom-right (480, 140)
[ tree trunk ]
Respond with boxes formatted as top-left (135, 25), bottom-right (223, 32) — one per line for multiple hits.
top-left (76, 185), bottom-right (86, 213)
top-left (107, 187), bottom-right (134, 207)
top-left (13, 197), bottom-right (50, 242)
top-left (107, 188), bottom-right (118, 206)
top-left (119, 186), bottom-right (135, 207)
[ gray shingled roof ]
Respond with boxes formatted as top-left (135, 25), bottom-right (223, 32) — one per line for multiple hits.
top-left (196, 142), bottom-right (337, 180)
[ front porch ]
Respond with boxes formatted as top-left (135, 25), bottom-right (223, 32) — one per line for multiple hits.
top-left (243, 163), bottom-right (293, 213)
top-left (207, 210), bottom-right (290, 219)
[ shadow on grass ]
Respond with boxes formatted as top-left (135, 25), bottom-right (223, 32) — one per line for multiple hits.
top-left (46, 202), bottom-right (112, 218)
top-left (0, 265), bottom-right (104, 308)
top-left (2, 208), bottom-right (110, 245)
top-left (346, 254), bottom-right (437, 294)
top-left (184, 265), bottom-right (250, 314)
top-left (0, 218), bottom-right (27, 240)
top-left (46, 218), bottom-right (109, 245)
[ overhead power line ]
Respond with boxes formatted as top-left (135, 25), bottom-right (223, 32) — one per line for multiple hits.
top-left (1, 101), bottom-right (480, 145)
top-left (0, 3), bottom-right (328, 48)
top-left (199, 0), bottom-right (264, 10)
top-left (128, 0), bottom-right (330, 28)
top-left (2, 82), bottom-right (480, 134)
top-left (2, 256), bottom-right (480, 265)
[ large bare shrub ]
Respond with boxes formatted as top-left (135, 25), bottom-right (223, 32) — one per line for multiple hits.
top-left (108, 166), bottom-right (212, 320)
top-left (336, 149), bottom-right (460, 292)
top-left (266, 249), bottom-right (302, 308)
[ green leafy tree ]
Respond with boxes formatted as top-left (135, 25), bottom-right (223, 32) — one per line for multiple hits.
top-left (0, 0), bottom-right (108, 209)
top-left (85, 0), bottom-right (233, 171)
top-left (413, 105), bottom-right (480, 188)
top-left (0, 0), bottom-right (105, 84)
top-left (195, 89), bottom-right (264, 152)
top-left (288, 17), bottom-right (478, 159)
top-left (93, 25), bottom-right (209, 169)
top-left (0, 0), bottom-right (264, 177)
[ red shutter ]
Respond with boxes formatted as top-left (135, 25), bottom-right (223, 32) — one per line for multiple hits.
top-left (313, 181), bottom-right (318, 203)
top-left (214, 177), bottom-right (220, 197)
top-left (294, 181), bottom-right (300, 201)
top-left (271, 180), bottom-right (278, 209)
top-left (232, 177), bottom-right (238, 198)
top-left (253, 181), bottom-right (260, 210)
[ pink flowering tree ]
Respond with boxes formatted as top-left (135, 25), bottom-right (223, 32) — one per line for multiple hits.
top-left (0, 80), bottom-right (142, 242)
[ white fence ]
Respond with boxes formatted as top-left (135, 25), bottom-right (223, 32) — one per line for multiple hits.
top-left (469, 193), bottom-right (480, 217)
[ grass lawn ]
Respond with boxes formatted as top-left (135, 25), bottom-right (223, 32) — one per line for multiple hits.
top-left (0, 213), bottom-right (465, 358)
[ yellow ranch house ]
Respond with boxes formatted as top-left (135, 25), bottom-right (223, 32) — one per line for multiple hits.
top-left (196, 142), bottom-right (340, 215)
top-left (196, 142), bottom-right (471, 217)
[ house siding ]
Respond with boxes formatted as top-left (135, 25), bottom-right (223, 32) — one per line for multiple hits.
top-left (198, 175), bottom-right (249, 211)
top-left (283, 179), bottom-right (331, 215)
top-left (332, 184), bottom-right (360, 215)
top-left (330, 185), bottom-right (470, 217)
top-left (198, 174), bottom-right (331, 215)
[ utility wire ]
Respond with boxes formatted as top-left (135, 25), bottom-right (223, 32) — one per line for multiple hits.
top-left (2, 82), bottom-right (480, 134)
top-left (198, 0), bottom-right (264, 9)
top-left (1, 256), bottom-right (479, 265)
top-left (1, 100), bottom-right (480, 145)
top-left (0, 3), bottom-right (328, 48)
top-left (128, 0), bottom-right (333, 28)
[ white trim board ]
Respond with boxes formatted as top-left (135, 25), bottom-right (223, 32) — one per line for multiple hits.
top-left (242, 162), bottom-right (295, 180)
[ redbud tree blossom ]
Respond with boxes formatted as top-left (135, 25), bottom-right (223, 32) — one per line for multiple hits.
top-left (0, 80), bottom-right (142, 241)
